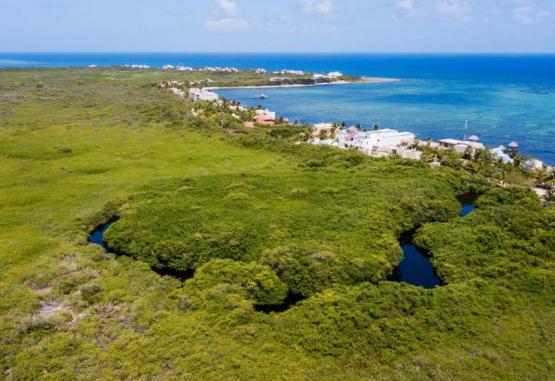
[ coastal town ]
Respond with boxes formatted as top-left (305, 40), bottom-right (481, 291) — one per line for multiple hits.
top-left (160, 72), bottom-right (554, 202)
top-left (307, 122), bottom-right (546, 171)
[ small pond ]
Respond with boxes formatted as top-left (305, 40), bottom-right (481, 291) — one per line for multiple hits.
top-left (390, 231), bottom-right (443, 289)
top-left (460, 203), bottom-right (476, 217)
top-left (87, 218), bottom-right (118, 252)
top-left (391, 201), bottom-right (476, 289)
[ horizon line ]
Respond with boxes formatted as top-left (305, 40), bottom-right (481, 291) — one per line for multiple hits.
top-left (2, 51), bottom-right (555, 55)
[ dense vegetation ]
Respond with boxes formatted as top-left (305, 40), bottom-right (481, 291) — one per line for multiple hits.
top-left (0, 68), bottom-right (553, 380)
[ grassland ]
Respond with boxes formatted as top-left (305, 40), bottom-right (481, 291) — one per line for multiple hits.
top-left (0, 68), bottom-right (553, 380)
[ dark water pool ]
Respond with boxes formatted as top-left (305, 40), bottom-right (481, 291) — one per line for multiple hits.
top-left (391, 232), bottom-right (443, 289)
top-left (391, 202), bottom-right (476, 289)
top-left (460, 203), bottom-right (476, 217)
top-left (87, 218), bottom-right (117, 252)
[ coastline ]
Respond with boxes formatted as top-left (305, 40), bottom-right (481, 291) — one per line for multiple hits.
top-left (207, 77), bottom-right (400, 91)
top-left (209, 79), bottom-right (553, 169)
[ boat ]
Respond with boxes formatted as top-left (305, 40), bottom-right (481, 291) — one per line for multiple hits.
top-left (259, 94), bottom-right (267, 99)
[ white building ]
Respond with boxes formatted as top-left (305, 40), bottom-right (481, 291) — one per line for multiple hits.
top-left (358, 129), bottom-right (416, 150)
top-left (177, 66), bottom-right (194, 72)
top-left (188, 88), bottom-right (219, 102)
top-left (492, 146), bottom-right (514, 164)
top-left (439, 139), bottom-right (485, 154)
top-left (525, 159), bottom-right (544, 171)
top-left (327, 71), bottom-right (343, 79)
top-left (397, 148), bottom-right (423, 160)
top-left (125, 64), bottom-right (150, 69)
top-left (310, 127), bottom-right (422, 160)
top-left (280, 69), bottom-right (305, 75)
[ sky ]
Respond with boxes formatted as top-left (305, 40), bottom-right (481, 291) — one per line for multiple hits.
top-left (1, 0), bottom-right (554, 52)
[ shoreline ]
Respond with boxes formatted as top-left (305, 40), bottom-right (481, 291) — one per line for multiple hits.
top-left (208, 80), bottom-right (553, 168)
top-left (207, 77), bottom-right (400, 91)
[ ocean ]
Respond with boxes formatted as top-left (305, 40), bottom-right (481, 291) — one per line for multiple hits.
top-left (1, 53), bottom-right (554, 164)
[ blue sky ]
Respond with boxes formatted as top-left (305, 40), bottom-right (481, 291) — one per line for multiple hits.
top-left (1, 0), bottom-right (554, 52)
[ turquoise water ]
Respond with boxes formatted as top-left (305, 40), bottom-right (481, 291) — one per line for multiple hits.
top-left (217, 78), bottom-right (555, 164)
top-left (460, 203), bottom-right (476, 217)
top-left (2, 53), bottom-right (554, 163)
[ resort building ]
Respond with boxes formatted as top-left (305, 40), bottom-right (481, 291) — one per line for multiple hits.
top-left (492, 146), bottom-right (514, 164)
top-left (438, 139), bottom-right (485, 154)
top-left (188, 88), bottom-right (219, 102)
top-left (125, 64), bottom-right (150, 69)
top-left (280, 69), bottom-right (305, 75)
top-left (397, 148), bottom-right (423, 160)
top-left (176, 66), bottom-right (194, 72)
top-left (357, 129), bottom-right (416, 150)
top-left (525, 159), bottom-right (544, 171)
top-left (255, 109), bottom-right (276, 125)
top-left (327, 71), bottom-right (343, 78)
top-left (313, 127), bottom-right (420, 160)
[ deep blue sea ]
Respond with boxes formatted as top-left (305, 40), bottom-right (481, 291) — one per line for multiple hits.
top-left (1, 53), bottom-right (554, 163)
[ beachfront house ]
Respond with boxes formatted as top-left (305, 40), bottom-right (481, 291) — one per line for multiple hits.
top-left (280, 69), bottom-right (305, 75)
top-left (189, 88), bottom-right (219, 102)
top-left (255, 109), bottom-right (276, 125)
top-left (177, 66), bottom-right (194, 72)
top-left (525, 159), bottom-right (544, 171)
top-left (310, 126), bottom-right (422, 160)
top-left (439, 139), bottom-right (485, 154)
top-left (327, 71), bottom-right (343, 79)
top-left (336, 127), bottom-right (360, 148)
top-left (492, 146), bottom-right (514, 164)
top-left (397, 148), bottom-right (423, 160)
top-left (358, 129), bottom-right (416, 150)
